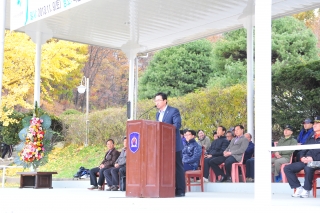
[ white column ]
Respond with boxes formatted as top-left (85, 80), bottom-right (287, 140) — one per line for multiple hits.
top-left (34, 31), bottom-right (42, 107)
top-left (255, 0), bottom-right (272, 205)
top-left (238, 0), bottom-right (254, 140)
top-left (121, 41), bottom-right (140, 120)
top-left (134, 57), bottom-right (139, 120)
top-left (86, 77), bottom-right (89, 146)
top-left (0, 0), bottom-right (6, 108)
top-left (128, 57), bottom-right (135, 120)
top-left (246, 19), bottom-right (254, 140)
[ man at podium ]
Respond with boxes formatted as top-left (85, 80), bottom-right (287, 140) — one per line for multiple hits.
top-left (155, 92), bottom-right (186, 197)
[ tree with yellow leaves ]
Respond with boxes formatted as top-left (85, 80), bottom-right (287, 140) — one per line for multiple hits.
top-left (1, 31), bottom-right (87, 125)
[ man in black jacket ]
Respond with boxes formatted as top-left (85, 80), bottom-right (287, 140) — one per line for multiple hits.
top-left (202, 126), bottom-right (229, 182)
top-left (284, 116), bottom-right (320, 198)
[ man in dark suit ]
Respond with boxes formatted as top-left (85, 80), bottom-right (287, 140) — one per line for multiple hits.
top-left (155, 92), bottom-right (185, 197)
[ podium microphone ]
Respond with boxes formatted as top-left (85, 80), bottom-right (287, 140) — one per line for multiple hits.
top-left (139, 105), bottom-right (156, 119)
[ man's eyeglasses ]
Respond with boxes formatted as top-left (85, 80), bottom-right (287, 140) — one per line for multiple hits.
top-left (154, 99), bottom-right (164, 102)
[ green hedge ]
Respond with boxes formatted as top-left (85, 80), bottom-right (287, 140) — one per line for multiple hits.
top-left (61, 84), bottom-right (247, 145)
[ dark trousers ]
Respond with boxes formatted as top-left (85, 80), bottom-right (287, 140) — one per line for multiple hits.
top-left (245, 158), bottom-right (254, 179)
top-left (209, 155), bottom-right (237, 178)
top-left (89, 167), bottom-right (111, 186)
top-left (284, 162), bottom-right (320, 190)
top-left (176, 151), bottom-right (185, 194)
top-left (183, 163), bottom-right (196, 172)
top-left (203, 157), bottom-right (213, 179)
top-left (1, 144), bottom-right (13, 159)
top-left (104, 166), bottom-right (126, 186)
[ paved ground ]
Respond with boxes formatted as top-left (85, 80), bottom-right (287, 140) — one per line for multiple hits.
top-left (0, 188), bottom-right (319, 213)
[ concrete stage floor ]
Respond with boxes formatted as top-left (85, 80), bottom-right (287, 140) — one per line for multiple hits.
top-left (0, 185), bottom-right (319, 213)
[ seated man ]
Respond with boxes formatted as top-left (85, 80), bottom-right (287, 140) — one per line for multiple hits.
top-left (209, 125), bottom-right (249, 182)
top-left (284, 116), bottom-right (320, 198)
top-left (197, 130), bottom-right (211, 150)
top-left (88, 139), bottom-right (120, 190)
top-left (244, 133), bottom-right (254, 164)
top-left (226, 131), bottom-right (234, 143)
top-left (293, 118), bottom-right (314, 162)
top-left (203, 126), bottom-right (229, 182)
top-left (180, 129), bottom-right (187, 147)
top-left (104, 137), bottom-right (127, 191)
top-left (182, 130), bottom-right (202, 172)
top-left (297, 118), bottom-right (314, 145)
top-left (272, 125), bottom-right (297, 182)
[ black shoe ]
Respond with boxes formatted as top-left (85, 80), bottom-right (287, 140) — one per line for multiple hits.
top-left (226, 177), bottom-right (232, 182)
top-left (106, 186), bottom-right (114, 191)
top-left (111, 186), bottom-right (119, 191)
top-left (175, 193), bottom-right (185, 197)
top-left (217, 175), bottom-right (227, 182)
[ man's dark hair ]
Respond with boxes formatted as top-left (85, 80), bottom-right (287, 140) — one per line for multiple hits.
top-left (197, 129), bottom-right (205, 134)
top-left (154, 92), bottom-right (168, 101)
top-left (226, 131), bottom-right (234, 136)
top-left (186, 129), bottom-right (196, 136)
top-left (218, 125), bottom-right (226, 132)
top-left (106, 139), bottom-right (115, 144)
top-left (212, 131), bottom-right (217, 135)
top-left (180, 130), bottom-right (184, 135)
top-left (235, 125), bottom-right (245, 130)
top-left (123, 136), bottom-right (127, 140)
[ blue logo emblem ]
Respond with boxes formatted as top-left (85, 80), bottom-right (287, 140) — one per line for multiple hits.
top-left (129, 132), bottom-right (140, 153)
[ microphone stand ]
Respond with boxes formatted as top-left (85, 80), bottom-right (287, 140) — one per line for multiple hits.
top-left (138, 105), bottom-right (156, 119)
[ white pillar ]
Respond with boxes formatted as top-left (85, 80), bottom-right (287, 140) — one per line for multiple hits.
top-left (121, 40), bottom-right (140, 120)
top-left (86, 77), bottom-right (89, 146)
top-left (25, 23), bottom-right (52, 108)
top-left (255, 0), bottom-right (272, 205)
top-left (128, 57), bottom-right (135, 120)
top-left (134, 57), bottom-right (139, 120)
top-left (34, 31), bottom-right (42, 107)
top-left (0, 0), bottom-right (6, 108)
top-left (246, 20), bottom-right (254, 140)
top-left (238, 0), bottom-right (254, 140)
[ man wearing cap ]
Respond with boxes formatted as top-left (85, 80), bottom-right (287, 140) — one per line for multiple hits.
top-left (284, 116), bottom-right (320, 198)
top-left (293, 118), bottom-right (314, 162)
top-left (272, 125), bottom-right (297, 182)
top-left (297, 118), bottom-right (314, 145)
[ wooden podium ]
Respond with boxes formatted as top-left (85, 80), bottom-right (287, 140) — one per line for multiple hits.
top-left (126, 120), bottom-right (176, 198)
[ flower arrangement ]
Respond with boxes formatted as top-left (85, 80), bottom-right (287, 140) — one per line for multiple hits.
top-left (19, 117), bottom-right (45, 163)
top-left (16, 103), bottom-right (53, 170)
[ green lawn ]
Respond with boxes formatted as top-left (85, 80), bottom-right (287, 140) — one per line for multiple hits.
top-left (40, 143), bottom-right (110, 178)
top-left (0, 143), bottom-right (122, 179)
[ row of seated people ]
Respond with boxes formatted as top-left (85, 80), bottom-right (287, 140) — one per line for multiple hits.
top-left (87, 137), bottom-right (126, 191)
top-left (181, 125), bottom-right (254, 183)
top-left (246, 117), bottom-right (319, 186)
top-left (283, 116), bottom-right (320, 198)
top-left (181, 116), bottom-right (320, 199)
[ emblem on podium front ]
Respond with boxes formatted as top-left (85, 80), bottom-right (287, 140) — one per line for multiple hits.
top-left (129, 132), bottom-right (140, 153)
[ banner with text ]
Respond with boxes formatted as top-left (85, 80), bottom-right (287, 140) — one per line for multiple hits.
top-left (10, 0), bottom-right (91, 31)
